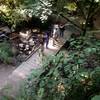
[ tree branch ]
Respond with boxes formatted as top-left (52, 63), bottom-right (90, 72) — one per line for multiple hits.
top-left (89, 6), bottom-right (100, 18)
top-left (60, 13), bottom-right (82, 31)
top-left (39, 0), bottom-right (82, 31)
top-left (83, 0), bottom-right (95, 36)
top-left (73, 0), bottom-right (86, 19)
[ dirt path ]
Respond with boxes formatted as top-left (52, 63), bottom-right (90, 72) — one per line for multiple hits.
top-left (0, 64), bottom-right (16, 89)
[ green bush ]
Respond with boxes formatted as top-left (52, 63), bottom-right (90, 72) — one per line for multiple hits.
top-left (18, 36), bottom-right (100, 100)
top-left (0, 41), bottom-right (13, 64)
top-left (91, 95), bottom-right (100, 100)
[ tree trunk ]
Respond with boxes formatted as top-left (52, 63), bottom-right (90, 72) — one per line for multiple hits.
top-left (82, 0), bottom-right (95, 36)
top-left (73, 0), bottom-right (86, 19)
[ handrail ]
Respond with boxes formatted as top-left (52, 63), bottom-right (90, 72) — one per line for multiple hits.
top-left (24, 45), bottom-right (41, 61)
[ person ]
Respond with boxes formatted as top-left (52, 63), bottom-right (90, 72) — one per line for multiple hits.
top-left (52, 27), bottom-right (58, 46)
top-left (59, 23), bottom-right (65, 37)
top-left (38, 35), bottom-right (44, 62)
top-left (54, 24), bottom-right (60, 37)
top-left (48, 25), bottom-right (52, 37)
top-left (44, 30), bottom-right (50, 49)
top-left (52, 24), bottom-right (60, 46)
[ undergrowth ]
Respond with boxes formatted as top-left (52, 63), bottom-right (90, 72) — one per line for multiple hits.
top-left (17, 35), bottom-right (100, 100)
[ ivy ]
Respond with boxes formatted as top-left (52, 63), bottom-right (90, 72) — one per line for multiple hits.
top-left (18, 36), bottom-right (100, 100)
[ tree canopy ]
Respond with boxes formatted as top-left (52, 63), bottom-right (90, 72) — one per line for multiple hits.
top-left (0, 0), bottom-right (100, 34)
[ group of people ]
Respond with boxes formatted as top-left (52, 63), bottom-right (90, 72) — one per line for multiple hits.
top-left (43, 23), bottom-right (65, 49)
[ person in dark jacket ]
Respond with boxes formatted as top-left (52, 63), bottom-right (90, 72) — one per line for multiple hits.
top-left (59, 24), bottom-right (65, 37)
top-left (44, 30), bottom-right (50, 49)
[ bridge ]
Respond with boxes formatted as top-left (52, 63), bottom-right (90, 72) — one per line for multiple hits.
top-left (0, 25), bottom-right (79, 98)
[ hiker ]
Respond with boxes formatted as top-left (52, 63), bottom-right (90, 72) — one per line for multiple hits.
top-left (59, 23), bottom-right (65, 37)
top-left (54, 24), bottom-right (60, 37)
top-left (52, 24), bottom-right (60, 46)
top-left (38, 35), bottom-right (44, 62)
top-left (52, 27), bottom-right (58, 46)
top-left (44, 30), bottom-right (50, 49)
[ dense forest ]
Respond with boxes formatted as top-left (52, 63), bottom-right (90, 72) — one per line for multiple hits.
top-left (0, 0), bottom-right (100, 100)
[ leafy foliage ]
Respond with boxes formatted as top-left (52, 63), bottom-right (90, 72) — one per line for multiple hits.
top-left (64, 2), bottom-right (77, 11)
top-left (18, 36), bottom-right (100, 100)
top-left (0, 41), bottom-right (13, 64)
top-left (0, 0), bottom-right (100, 34)
top-left (91, 95), bottom-right (100, 100)
top-left (0, 0), bottom-right (52, 29)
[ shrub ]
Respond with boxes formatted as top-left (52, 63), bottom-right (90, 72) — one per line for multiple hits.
top-left (0, 41), bottom-right (13, 64)
top-left (18, 36), bottom-right (100, 100)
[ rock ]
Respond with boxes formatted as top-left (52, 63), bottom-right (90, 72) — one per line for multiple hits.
top-left (19, 43), bottom-right (24, 48)
top-left (19, 30), bottom-right (31, 40)
top-left (29, 38), bottom-right (35, 46)
top-left (26, 44), bottom-right (29, 48)
top-left (28, 51), bottom-right (32, 54)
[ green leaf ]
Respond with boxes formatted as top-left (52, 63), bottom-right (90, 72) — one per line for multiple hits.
top-left (78, 59), bottom-right (84, 64)
top-left (84, 48), bottom-right (92, 53)
top-left (91, 95), bottom-right (100, 100)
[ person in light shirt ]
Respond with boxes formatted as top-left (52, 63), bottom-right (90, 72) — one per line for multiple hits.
top-left (52, 24), bottom-right (60, 46)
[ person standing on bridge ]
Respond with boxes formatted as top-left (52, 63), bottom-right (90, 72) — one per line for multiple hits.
top-left (59, 23), bottom-right (65, 37)
top-left (38, 34), bottom-right (44, 63)
top-left (52, 24), bottom-right (60, 46)
top-left (44, 30), bottom-right (50, 49)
